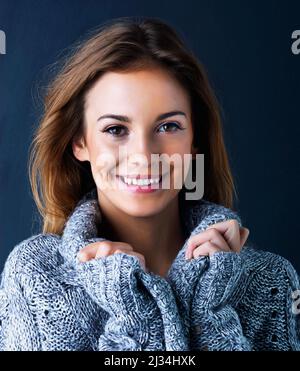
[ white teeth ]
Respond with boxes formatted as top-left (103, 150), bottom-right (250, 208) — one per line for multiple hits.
top-left (122, 176), bottom-right (161, 186)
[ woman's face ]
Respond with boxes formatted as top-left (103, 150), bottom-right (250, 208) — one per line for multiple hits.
top-left (73, 67), bottom-right (196, 217)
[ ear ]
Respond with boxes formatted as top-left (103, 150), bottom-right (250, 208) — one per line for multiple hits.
top-left (72, 135), bottom-right (90, 162)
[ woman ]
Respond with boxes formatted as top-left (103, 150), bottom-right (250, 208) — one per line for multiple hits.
top-left (0, 16), bottom-right (299, 351)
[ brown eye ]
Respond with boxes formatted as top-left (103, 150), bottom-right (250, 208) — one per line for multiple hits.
top-left (157, 122), bottom-right (182, 133)
top-left (103, 125), bottom-right (128, 137)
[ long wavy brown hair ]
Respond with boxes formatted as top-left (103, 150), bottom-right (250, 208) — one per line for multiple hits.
top-left (29, 16), bottom-right (237, 234)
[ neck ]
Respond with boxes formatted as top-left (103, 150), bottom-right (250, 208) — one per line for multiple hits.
top-left (97, 192), bottom-right (186, 277)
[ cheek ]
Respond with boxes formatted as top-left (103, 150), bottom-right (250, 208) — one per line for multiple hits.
top-left (171, 155), bottom-right (192, 189)
top-left (87, 140), bottom-right (118, 186)
top-left (160, 148), bottom-right (193, 190)
top-left (163, 133), bottom-right (193, 154)
top-left (173, 140), bottom-right (194, 185)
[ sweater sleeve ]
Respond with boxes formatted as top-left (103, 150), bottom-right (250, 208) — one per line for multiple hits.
top-left (74, 249), bottom-right (188, 351)
top-left (190, 251), bottom-right (252, 350)
top-left (189, 249), bottom-right (300, 351)
top-left (176, 201), bottom-right (251, 350)
top-left (283, 259), bottom-right (300, 350)
top-left (0, 270), bottom-right (41, 350)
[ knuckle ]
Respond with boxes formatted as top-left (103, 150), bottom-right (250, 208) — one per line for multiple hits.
top-left (209, 228), bottom-right (218, 237)
top-left (98, 241), bottom-right (113, 249)
top-left (80, 244), bottom-right (93, 253)
top-left (101, 245), bottom-right (114, 255)
top-left (243, 227), bottom-right (250, 235)
top-left (208, 241), bottom-right (218, 250)
top-left (230, 219), bottom-right (239, 229)
top-left (187, 236), bottom-right (195, 245)
top-left (187, 240), bottom-right (193, 249)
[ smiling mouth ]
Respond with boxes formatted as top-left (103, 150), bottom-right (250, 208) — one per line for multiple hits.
top-left (107, 166), bottom-right (174, 192)
top-left (113, 172), bottom-right (173, 193)
top-left (116, 175), bottom-right (162, 189)
top-left (118, 174), bottom-right (163, 186)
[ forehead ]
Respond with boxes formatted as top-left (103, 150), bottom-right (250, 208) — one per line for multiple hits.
top-left (84, 68), bottom-right (191, 114)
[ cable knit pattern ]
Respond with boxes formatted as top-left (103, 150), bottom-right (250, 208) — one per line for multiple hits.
top-left (0, 187), bottom-right (299, 351)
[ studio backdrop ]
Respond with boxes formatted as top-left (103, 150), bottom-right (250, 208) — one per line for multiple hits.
top-left (0, 0), bottom-right (299, 272)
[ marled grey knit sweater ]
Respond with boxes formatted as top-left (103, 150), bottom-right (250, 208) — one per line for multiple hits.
top-left (0, 188), bottom-right (299, 351)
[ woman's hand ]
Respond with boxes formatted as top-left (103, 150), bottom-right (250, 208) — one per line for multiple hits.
top-left (185, 219), bottom-right (250, 260)
top-left (77, 240), bottom-right (148, 272)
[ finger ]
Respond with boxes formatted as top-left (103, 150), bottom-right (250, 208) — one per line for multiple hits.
top-left (186, 228), bottom-right (231, 259)
top-left (78, 241), bottom-right (103, 262)
top-left (109, 242), bottom-right (134, 251)
top-left (78, 241), bottom-right (132, 261)
top-left (192, 241), bottom-right (221, 259)
top-left (95, 243), bottom-right (133, 259)
top-left (95, 244), bottom-right (115, 259)
top-left (187, 228), bottom-right (231, 251)
top-left (80, 241), bottom-right (133, 254)
top-left (207, 219), bottom-right (241, 252)
top-left (239, 227), bottom-right (250, 247)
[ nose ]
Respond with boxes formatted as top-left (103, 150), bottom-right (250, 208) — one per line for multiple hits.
top-left (126, 130), bottom-right (158, 171)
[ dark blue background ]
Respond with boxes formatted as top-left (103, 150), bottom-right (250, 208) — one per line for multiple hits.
top-left (0, 0), bottom-right (299, 272)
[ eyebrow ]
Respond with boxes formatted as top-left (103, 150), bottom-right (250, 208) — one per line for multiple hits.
top-left (97, 110), bottom-right (187, 123)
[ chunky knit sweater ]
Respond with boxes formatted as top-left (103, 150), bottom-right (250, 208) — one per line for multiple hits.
top-left (0, 188), bottom-right (299, 351)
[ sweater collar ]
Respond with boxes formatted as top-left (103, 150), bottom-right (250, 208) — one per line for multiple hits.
top-left (59, 187), bottom-right (242, 278)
